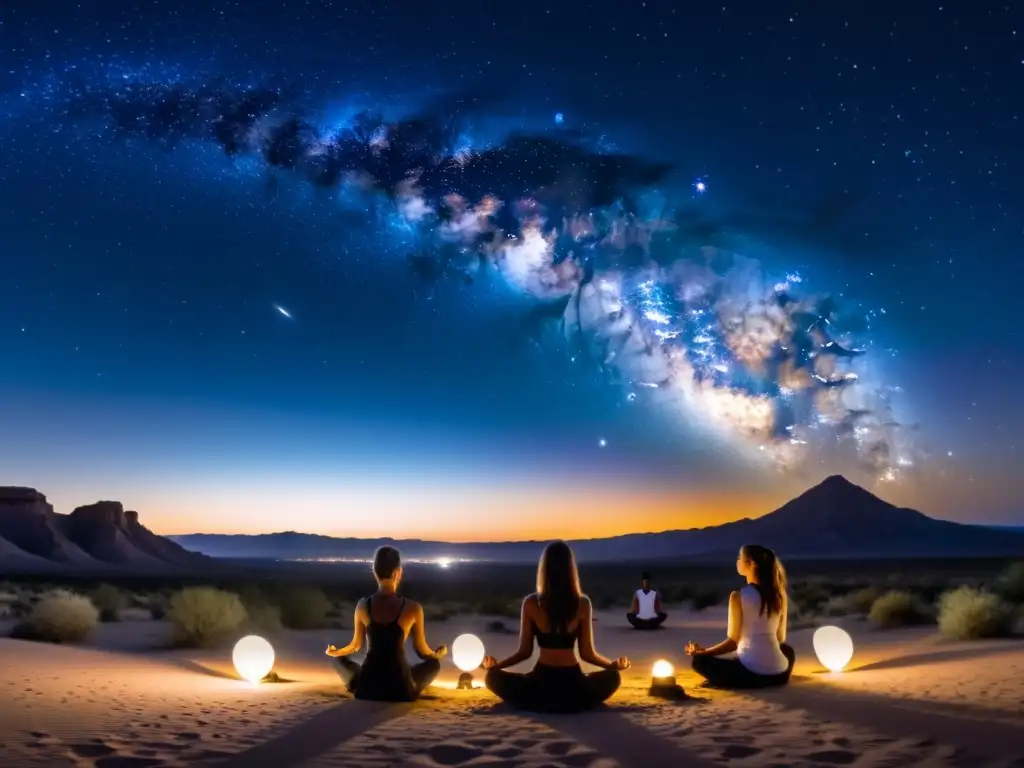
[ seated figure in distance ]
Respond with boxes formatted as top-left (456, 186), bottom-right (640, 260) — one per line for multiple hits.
top-left (482, 540), bottom-right (631, 713)
top-left (626, 571), bottom-right (667, 629)
top-left (325, 545), bottom-right (447, 701)
top-left (685, 544), bottom-right (795, 689)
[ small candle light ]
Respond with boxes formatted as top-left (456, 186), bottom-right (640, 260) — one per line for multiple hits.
top-left (649, 659), bottom-right (685, 699)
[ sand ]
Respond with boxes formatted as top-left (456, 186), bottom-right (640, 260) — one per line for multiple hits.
top-left (1, 607), bottom-right (1023, 767)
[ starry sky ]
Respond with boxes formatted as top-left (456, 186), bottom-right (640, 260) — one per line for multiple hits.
top-left (0, 1), bottom-right (1021, 541)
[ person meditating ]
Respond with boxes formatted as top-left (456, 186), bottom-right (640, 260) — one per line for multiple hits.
top-left (626, 571), bottom-right (667, 629)
top-left (685, 544), bottom-right (795, 689)
top-left (325, 545), bottom-right (447, 701)
top-left (482, 540), bottom-right (630, 713)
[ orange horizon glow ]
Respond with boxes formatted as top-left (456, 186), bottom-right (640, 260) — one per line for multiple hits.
top-left (21, 462), bottom-right (1018, 542)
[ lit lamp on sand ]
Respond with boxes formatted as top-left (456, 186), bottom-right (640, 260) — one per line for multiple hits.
top-left (812, 626), bottom-right (854, 673)
top-left (649, 659), bottom-right (685, 700)
top-left (233, 635), bottom-right (275, 684)
top-left (452, 633), bottom-right (485, 690)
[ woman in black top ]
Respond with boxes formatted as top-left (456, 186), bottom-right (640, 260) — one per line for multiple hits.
top-left (482, 540), bottom-right (630, 712)
top-left (326, 546), bottom-right (447, 701)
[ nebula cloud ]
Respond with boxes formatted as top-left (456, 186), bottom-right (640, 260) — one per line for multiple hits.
top-left (48, 76), bottom-right (914, 480)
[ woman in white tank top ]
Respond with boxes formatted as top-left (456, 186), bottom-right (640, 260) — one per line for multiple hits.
top-left (684, 544), bottom-right (795, 688)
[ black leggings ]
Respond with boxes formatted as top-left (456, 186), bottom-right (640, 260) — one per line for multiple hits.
top-left (333, 656), bottom-right (440, 701)
top-left (485, 663), bottom-right (621, 713)
top-left (691, 644), bottom-right (795, 689)
top-left (626, 611), bottom-right (667, 629)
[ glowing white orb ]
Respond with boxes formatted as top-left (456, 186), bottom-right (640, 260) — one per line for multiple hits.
top-left (652, 659), bottom-right (674, 678)
top-left (233, 635), bottom-right (275, 684)
top-left (452, 633), bottom-right (485, 673)
top-left (598, 438), bottom-right (607, 448)
top-left (812, 625), bottom-right (854, 672)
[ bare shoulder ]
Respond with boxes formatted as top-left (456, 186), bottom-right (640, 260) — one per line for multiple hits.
top-left (406, 598), bottom-right (424, 614)
top-left (580, 594), bottom-right (593, 610)
top-left (728, 590), bottom-right (741, 604)
top-left (523, 593), bottom-right (539, 608)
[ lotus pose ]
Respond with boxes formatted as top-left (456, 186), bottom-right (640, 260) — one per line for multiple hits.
top-left (685, 544), bottom-right (795, 689)
top-left (326, 545), bottom-right (447, 701)
top-left (482, 540), bottom-right (630, 713)
top-left (626, 571), bottom-right (667, 629)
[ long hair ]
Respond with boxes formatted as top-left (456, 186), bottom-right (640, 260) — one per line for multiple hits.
top-left (536, 540), bottom-right (582, 631)
top-left (741, 544), bottom-right (787, 617)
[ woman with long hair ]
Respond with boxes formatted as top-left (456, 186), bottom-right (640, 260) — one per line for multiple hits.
top-left (685, 544), bottom-right (795, 688)
top-left (482, 540), bottom-right (630, 712)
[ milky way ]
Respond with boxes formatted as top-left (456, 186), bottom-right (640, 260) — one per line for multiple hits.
top-left (24, 73), bottom-right (916, 480)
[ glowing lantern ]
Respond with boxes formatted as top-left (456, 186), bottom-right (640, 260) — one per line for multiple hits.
top-left (812, 625), bottom-right (854, 672)
top-left (233, 635), bottom-right (275, 684)
top-left (452, 633), bottom-right (485, 690)
top-left (649, 657), bottom-right (685, 700)
top-left (652, 659), bottom-right (674, 679)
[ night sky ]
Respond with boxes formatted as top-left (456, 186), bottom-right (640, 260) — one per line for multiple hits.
top-left (1, 1), bottom-right (1021, 540)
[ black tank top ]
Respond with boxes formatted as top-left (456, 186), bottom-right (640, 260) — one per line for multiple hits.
top-left (356, 595), bottom-right (416, 701)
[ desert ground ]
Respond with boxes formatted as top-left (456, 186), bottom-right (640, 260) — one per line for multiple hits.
top-left (1, 574), bottom-right (1023, 768)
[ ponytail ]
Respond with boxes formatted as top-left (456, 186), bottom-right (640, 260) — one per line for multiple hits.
top-left (742, 544), bottom-right (787, 617)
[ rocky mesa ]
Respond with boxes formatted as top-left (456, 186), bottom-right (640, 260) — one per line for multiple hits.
top-left (0, 487), bottom-right (209, 573)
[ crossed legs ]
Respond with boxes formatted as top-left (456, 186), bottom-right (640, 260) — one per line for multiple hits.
top-left (626, 611), bottom-right (667, 629)
top-left (485, 665), bottom-right (621, 713)
top-left (691, 644), bottom-right (796, 689)
top-left (333, 657), bottom-right (441, 700)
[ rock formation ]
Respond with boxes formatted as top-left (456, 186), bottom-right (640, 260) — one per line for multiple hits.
top-left (0, 487), bottom-right (208, 573)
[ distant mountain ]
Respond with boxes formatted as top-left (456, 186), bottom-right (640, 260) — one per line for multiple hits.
top-left (172, 475), bottom-right (1024, 563)
top-left (0, 487), bottom-right (211, 574)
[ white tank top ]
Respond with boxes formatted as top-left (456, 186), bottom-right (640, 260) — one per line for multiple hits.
top-left (635, 589), bottom-right (658, 619)
top-left (735, 585), bottom-right (789, 675)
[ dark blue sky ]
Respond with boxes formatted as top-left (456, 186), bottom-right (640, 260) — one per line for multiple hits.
top-left (0, 1), bottom-right (1021, 538)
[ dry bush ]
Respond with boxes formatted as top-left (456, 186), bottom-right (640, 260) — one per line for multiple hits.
top-left (937, 586), bottom-right (1015, 640)
top-left (167, 587), bottom-right (247, 648)
top-left (279, 586), bottom-right (331, 630)
top-left (147, 594), bottom-right (168, 620)
top-left (90, 583), bottom-right (126, 622)
top-left (12, 589), bottom-right (98, 643)
top-left (244, 602), bottom-right (283, 636)
top-left (423, 603), bottom-right (455, 623)
top-left (997, 562), bottom-right (1024, 604)
top-left (825, 586), bottom-right (885, 617)
top-left (476, 596), bottom-right (522, 618)
top-left (690, 587), bottom-right (722, 612)
top-left (868, 590), bottom-right (931, 628)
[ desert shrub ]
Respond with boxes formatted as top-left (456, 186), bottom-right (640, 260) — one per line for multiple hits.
top-left (90, 584), bottom-right (126, 622)
top-left (690, 588), bottom-right (722, 611)
top-left (997, 562), bottom-right (1024, 604)
top-left (477, 596), bottom-right (521, 618)
top-left (424, 603), bottom-right (455, 623)
top-left (279, 586), bottom-right (331, 630)
top-left (244, 602), bottom-right (283, 636)
top-left (937, 586), bottom-right (1015, 640)
top-left (147, 595), bottom-right (168, 620)
top-left (167, 587), bottom-right (247, 648)
top-left (789, 581), bottom-right (832, 613)
top-left (12, 589), bottom-right (98, 643)
top-left (590, 592), bottom-right (617, 611)
top-left (828, 586), bottom-right (885, 616)
top-left (658, 583), bottom-right (694, 604)
top-left (868, 590), bottom-right (931, 628)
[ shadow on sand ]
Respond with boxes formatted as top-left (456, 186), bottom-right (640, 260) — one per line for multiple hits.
top-left (743, 678), bottom-right (1022, 760)
top-left (849, 642), bottom-right (1021, 673)
top-left (218, 699), bottom-right (413, 767)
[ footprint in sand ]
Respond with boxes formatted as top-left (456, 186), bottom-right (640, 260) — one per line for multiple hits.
top-left (94, 757), bottom-right (163, 768)
top-left (802, 750), bottom-right (858, 765)
top-left (721, 744), bottom-right (763, 760)
top-left (542, 741), bottom-right (577, 757)
top-left (69, 742), bottom-right (117, 758)
top-left (425, 743), bottom-right (485, 765)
